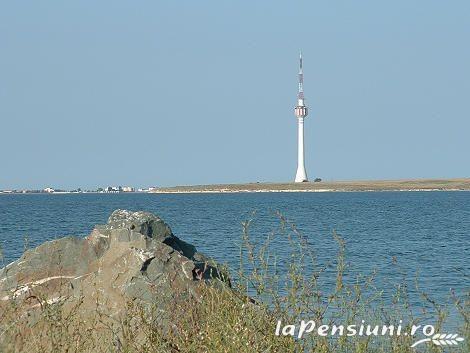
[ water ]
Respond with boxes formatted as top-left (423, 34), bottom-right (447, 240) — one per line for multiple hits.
top-left (0, 191), bottom-right (469, 323)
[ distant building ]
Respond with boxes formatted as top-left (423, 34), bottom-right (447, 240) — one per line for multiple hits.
top-left (43, 187), bottom-right (55, 193)
top-left (104, 186), bottom-right (120, 193)
top-left (102, 186), bottom-right (135, 193)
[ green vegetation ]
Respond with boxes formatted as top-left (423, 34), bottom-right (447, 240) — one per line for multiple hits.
top-left (0, 213), bottom-right (468, 352)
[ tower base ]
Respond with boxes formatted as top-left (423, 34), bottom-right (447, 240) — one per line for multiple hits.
top-left (295, 169), bottom-right (308, 183)
top-left (295, 178), bottom-right (309, 183)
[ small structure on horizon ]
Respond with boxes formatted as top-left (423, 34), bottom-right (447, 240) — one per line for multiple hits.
top-left (101, 186), bottom-right (135, 193)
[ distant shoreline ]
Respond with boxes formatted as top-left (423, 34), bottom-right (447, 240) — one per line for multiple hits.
top-left (2, 178), bottom-right (469, 195)
top-left (149, 178), bottom-right (470, 194)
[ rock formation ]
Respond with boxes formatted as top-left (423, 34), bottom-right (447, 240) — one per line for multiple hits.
top-left (0, 210), bottom-right (228, 321)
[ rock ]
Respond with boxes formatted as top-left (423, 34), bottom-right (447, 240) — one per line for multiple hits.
top-left (0, 209), bottom-right (228, 323)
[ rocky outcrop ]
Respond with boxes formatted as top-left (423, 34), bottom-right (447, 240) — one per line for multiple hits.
top-left (0, 210), bottom-right (228, 321)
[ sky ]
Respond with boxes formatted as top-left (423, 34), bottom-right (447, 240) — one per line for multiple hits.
top-left (1, 1), bottom-right (469, 189)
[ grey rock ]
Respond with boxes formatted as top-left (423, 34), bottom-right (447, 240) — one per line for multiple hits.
top-left (0, 209), bottom-right (229, 323)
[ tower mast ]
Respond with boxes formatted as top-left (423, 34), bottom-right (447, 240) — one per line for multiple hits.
top-left (294, 52), bottom-right (309, 182)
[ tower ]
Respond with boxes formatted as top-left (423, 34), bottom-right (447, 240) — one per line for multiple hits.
top-left (294, 52), bottom-right (309, 182)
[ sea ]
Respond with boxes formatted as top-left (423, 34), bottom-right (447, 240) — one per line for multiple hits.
top-left (0, 191), bottom-right (469, 326)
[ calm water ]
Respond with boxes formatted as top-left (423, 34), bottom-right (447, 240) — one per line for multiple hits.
top-left (0, 192), bottom-right (469, 322)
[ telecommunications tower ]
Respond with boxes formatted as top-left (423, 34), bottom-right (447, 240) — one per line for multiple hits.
top-left (294, 52), bottom-right (309, 182)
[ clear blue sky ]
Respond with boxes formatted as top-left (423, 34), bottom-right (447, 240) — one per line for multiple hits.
top-left (1, 1), bottom-right (469, 189)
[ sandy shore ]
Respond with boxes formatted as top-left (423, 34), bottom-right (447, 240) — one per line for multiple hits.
top-left (149, 178), bottom-right (470, 194)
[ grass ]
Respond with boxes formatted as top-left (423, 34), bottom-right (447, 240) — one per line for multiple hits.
top-left (150, 178), bottom-right (470, 193)
top-left (0, 212), bottom-right (468, 352)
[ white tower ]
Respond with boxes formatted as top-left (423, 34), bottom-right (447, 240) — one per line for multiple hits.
top-left (294, 52), bottom-right (309, 182)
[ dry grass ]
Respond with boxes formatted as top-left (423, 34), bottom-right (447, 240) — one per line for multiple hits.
top-left (150, 178), bottom-right (470, 193)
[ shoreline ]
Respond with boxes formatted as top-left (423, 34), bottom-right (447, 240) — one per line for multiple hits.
top-left (2, 189), bottom-right (470, 195)
top-left (149, 178), bottom-right (470, 194)
top-left (150, 188), bottom-right (470, 194)
top-left (2, 178), bottom-right (469, 195)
